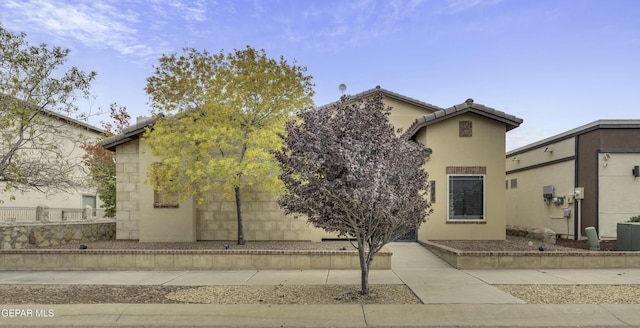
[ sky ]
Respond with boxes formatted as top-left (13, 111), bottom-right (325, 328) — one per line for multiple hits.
top-left (1, 0), bottom-right (639, 151)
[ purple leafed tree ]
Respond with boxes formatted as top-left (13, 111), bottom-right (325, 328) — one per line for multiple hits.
top-left (275, 93), bottom-right (432, 294)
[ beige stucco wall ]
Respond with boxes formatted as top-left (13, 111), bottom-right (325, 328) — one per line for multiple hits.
top-left (598, 153), bottom-right (640, 238)
top-left (416, 113), bottom-right (508, 240)
top-left (505, 137), bottom-right (576, 238)
top-left (506, 137), bottom-right (575, 173)
top-left (383, 97), bottom-right (435, 133)
top-left (137, 141), bottom-right (197, 242)
top-left (1, 116), bottom-right (103, 210)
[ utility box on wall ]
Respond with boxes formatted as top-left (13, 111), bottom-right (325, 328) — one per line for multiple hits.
top-left (543, 185), bottom-right (554, 205)
top-left (617, 223), bottom-right (640, 251)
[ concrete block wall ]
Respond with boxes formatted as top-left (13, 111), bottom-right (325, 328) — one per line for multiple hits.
top-left (421, 240), bottom-right (640, 269)
top-left (197, 192), bottom-right (333, 242)
top-left (115, 140), bottom-right (335, 242)
top-left (115, 141), bottom-right (140, 240)
top-left (0, 249), bottom-right (392, 270)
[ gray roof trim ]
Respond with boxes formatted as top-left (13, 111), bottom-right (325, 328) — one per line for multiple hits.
top-left (319, 85), bottom-right (445, 113)
top-left (506, 119), bottom-right (640, 157)
top-left (43, 110), bottom-right (105, 134)
top-left (100, 116), bottom-right (159, 151)
top-left (1, 94), bottom-right (104, 134)
top-left (405, 100), bottom-right (523, 139)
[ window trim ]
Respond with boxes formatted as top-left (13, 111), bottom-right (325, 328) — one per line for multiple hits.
top-left (153, 189), bottom-right (180, 208)
top-left (447, 174), bottom-right (485, 222)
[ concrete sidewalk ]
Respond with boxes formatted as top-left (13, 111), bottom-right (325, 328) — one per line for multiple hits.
top-left (1, 242), bottom-right (639, 327)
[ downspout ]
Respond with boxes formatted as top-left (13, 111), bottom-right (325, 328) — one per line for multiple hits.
top-left (574, 137), bottom-right (579, 240)
top-left (576, 198), bottom-right (582, 240)
top-left (595, 150), bottom-right (600, 237)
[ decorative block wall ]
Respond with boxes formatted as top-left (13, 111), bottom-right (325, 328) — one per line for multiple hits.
top-left (115, 142), bottom-right (140, 240)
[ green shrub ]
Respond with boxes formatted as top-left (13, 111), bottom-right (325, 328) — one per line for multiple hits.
top-left (629, 215), bottom-right (640, 223)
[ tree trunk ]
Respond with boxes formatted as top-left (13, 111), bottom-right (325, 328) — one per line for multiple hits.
top-left (234, 186), bottom-right (245, 245)
top-left (357, 239), bottom-right (370, 294)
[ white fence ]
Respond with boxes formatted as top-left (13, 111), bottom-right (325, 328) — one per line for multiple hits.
top-left (0, 206), bottom-right (110, 223)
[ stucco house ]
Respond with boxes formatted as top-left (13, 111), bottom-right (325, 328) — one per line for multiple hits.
top-left (407, 98), bottom-right (522, 240)
top-left (0, 109), bottom-right (105, 212)
top-left (506, 120), bottom-right (640, 239)
top-left (102, 86), bottom-right (522, 242)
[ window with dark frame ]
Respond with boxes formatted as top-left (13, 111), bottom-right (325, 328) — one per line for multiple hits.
top-left (429, 181), bottom-right (436, 203)
top-left (448, 175), bottom-right (484, 220)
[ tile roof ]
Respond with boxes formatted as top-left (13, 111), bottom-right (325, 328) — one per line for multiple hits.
top-left (319, 85), bottom-right (445, 113)
top-left (100, 88), bottom-right (525, 151)
top-left (100, 116), bottom-right (159, 151)
top-left (404, 98), bottom-right (523, 139)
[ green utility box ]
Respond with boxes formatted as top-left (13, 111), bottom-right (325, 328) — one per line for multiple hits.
top-left (617, 223), bottom-right (640, 251)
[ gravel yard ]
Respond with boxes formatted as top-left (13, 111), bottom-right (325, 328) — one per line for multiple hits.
top-left (49, 240), bottom-right (356, 251)
top-left (0, 284), bottom-right (420, 305)
top-left (3, 236), bottom-right (635, 305)
top-left (46, 235), bottom-right (615, 252)
top-left (495, 285), bottom-right (640, 304)
top-left (428, 235), bottom-right (616, 252)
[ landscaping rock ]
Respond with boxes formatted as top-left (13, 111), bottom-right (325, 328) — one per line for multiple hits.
top-left (506, 225), bottom-right (556, 244)
top-left (1, 221), bottom-right (116, 249)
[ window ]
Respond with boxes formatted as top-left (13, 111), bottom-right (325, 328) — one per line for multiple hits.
top-left (429, 181), bottom-right (436, 203)
top-left (152, 163), bottom-right (179, 208)
top-left (154, 189), bottom-right (179, 208)
top-left (510, 178), bottom-right (518, 189)
top-left (82, 195), bottom-right (97, 216)
top-left (448, 175), bottom-right (484, 221)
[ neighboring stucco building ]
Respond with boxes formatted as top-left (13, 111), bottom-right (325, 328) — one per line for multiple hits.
top-left (0, 110), bottom-right (105, 212)
top-left (102, 86), bottom-right (522, 242)
top-left (505, 120), bottom-right (640, 239)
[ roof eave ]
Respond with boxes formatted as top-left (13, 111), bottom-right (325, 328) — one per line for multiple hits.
top-left (100, 116), bottom-right (159, 151)
top-left (406, 104), bottom-right (523, 139)
top-left (506, 119), bottom-right (640, 156)
top-left (319, 86), bottom-right (445, 113)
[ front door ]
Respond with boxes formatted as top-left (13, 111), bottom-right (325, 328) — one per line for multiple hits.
top-left (395, 229), bottom-right (417, 242)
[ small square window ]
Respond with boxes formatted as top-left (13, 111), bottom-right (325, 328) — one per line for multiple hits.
top-left (510, 178), bottom-right (518, 189)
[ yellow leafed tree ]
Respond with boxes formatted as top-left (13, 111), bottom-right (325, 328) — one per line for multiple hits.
top-left (143, 46), bottom-right (314, 244)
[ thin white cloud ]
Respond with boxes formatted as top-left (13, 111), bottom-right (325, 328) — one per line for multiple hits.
top-left (0, 0), bottom-right (154, 58)
top-left (166, 0), bottom-right (208, 22)
top-left (435, 0), bottom-right (503, 15)
top-left (276, 0), bottom-right (427, 51)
